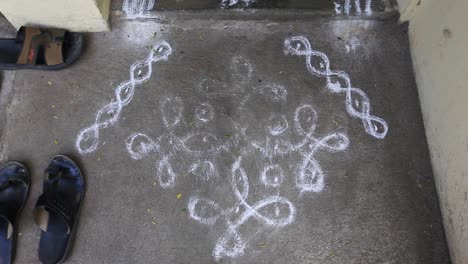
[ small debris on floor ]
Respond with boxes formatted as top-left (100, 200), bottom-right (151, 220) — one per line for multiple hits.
top-left (68, 81), bottom-right (80, 89)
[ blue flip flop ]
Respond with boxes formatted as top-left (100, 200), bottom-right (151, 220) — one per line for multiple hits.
top-left (34, 155), bottom-right (85, 264)
top-left (0, 161), bottom-right (30, 264)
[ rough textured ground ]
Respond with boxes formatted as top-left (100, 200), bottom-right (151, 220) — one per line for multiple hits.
top-left (0, 5), bottom-right (450, 264)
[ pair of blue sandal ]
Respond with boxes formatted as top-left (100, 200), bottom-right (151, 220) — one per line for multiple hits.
top-left (0, 155), bottom-right (85, 264)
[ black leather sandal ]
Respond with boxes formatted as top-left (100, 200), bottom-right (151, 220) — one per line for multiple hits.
top-left (0, 161), bottom-right (30, 264)
top-left (34, 155), bottom-right (85, 264)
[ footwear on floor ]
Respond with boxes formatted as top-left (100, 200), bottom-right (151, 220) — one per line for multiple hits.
top-left (0, 26), bottom-right (83, 71)
top-left (34, 155), bottom-right (85, 264)
top-left (0, 161), bottom-right (30, 264)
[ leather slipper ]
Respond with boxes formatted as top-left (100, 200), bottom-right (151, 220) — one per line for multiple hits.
top-left (0, 161), bottom-right (30, 264)
top-left (34, 155), bottom-right (85, 264)
top-left (0, 26), bottom-right (83, 71)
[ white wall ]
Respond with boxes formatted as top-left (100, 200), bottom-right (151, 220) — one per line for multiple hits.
top-left (396, 0), bottom-right (420, 21)
top-left (0, 0), bottom-right (111, 32)
top-left (397, 0), bottom-right (468, 263)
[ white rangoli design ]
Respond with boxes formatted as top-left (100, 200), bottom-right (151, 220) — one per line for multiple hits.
top-left (75, 36), bottom-right (388, 260)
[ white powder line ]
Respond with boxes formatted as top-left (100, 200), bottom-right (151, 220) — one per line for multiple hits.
top-left (195, 103), bottom-right (215, 123)
top-left (159, 97), bottom-right (239, 156)
top-left (75, 41), bottom-right (172, 154)
top-left (342, 0), bottom-right (372, 15)
top-left (189, 157), bottom-right (296, 260)
top-left (334, 2), bottom-right (342, 14)
top-left (189, 160), bottom-right (216, 182)
top-left (251, 104), bottom-right (319, 158)
top-left (267, 114), bottom-right (289, 136)
top-left (123, 0), bottom-right (156, 19)
top-left (365, 0), bottom-right (372, 16)
top-left (157, 154), bottom-right (176, 188)
top-left (126, 133), bottom-right (159, 160)
top-left (297, 133), bottom-right (350, 193)
top-left (221, 0), bottom-right (255, 8)
top-left (284, 36), bottom-right (388, 139)
top-left (260, 164), bottom-right (285, 187)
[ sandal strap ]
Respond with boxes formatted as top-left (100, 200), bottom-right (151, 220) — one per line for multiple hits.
top-left (0, 178), bottom-right (27, 192)
top-left (45, 29), bottom-right (66, 66)
top-left (16, 27), bottom-right (42, 65)
top-left (0, 214), bottom-right (13, 239)
top-left (34, 194), bottom-right (73, 234)
top-left (16, 27), bottom-right (65, 66)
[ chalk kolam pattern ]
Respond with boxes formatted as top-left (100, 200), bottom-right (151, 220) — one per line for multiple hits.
top-left (191, 157), bottom-right (296, 260)
top-left (124, 96), bottom-right (239, 188)
top-left (126, 97), bottom-right (349, 259)
top-left (101, 39), bottom-right (363, 260)
top-left (75, 41), bottom-right (172, 154)
top-left (284, 36), bottom-right (388, 139)
top-left (189, 117), bottom-right (349, 260)
top-left (221, 0), bottom-right (255, 8)
top-left (334, 0), bottom-right (372, 15)
top-left (123, 0), bottom-right (156, 18)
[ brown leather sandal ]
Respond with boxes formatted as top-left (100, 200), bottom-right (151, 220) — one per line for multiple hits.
top-left (0, 26), bottom-right (83, 70)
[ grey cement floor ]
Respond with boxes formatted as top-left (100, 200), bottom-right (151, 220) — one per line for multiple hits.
top-left (0, 6), bottom-right (450, 264)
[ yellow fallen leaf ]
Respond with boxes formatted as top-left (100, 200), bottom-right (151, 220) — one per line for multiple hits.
top-left (177, 193), bottom-right (182, 199)
top-left (48, 80), bottom-right (52, 86)
top-left (54, 139), bottom-right (59, 145)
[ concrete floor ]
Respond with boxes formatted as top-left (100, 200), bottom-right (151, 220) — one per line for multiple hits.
top-left (0, 5), bottom-right (451, 264)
